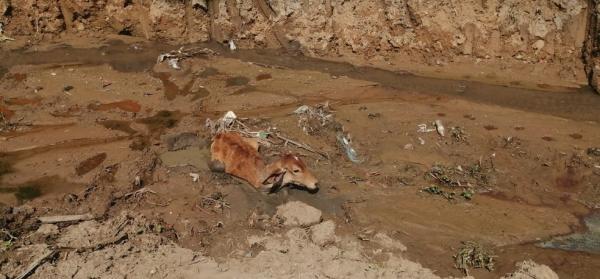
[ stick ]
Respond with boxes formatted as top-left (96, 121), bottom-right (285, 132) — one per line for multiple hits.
top-left (123, 188), bottom-right (157, 198)
top-left (38, 214), bottom-right (94, 224)
top-left (15, 249), bottom-right (56, 279)
top-left (275, 133), bottom-right (329, 159)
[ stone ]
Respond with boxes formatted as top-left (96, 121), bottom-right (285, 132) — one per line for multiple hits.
top-left (501, 260), bottom-right (558, 279)
top-left (275, 201), bottom-right (322, 227)
top-left (532, 40), bottom-right (545, 51)
top-left (310, 220), bottom-right (336, 246)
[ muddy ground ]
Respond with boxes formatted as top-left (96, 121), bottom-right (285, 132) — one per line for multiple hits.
top-left (0, 36), bottom-right (600, 278)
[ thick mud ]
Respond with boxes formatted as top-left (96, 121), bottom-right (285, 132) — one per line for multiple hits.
top-left (1, 38), bottom-right (600, 278)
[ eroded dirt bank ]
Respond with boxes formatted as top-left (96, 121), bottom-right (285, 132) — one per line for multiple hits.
top-left (0, 38), bottom-right (599, 278)
top-left (1, 0), bottom-right (599, 90)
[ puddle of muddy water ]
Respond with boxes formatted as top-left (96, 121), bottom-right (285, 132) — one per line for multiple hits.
top-left (0, 176), bottom-right (85, 205)
top-left (76, 153), bottom-right (107, 176)
top-left (2, 40), bottom-right (599, 122)
top-left (539, 212), bottom-right (600, 254)
top-left (88, 100), bottom-right (141, 113)
top-left (137, 110), bottom-right (183, 135)
top-left (153, 72), bottom-right (208, 101)
top-left (0, 40), bottom-right (171, 73)
top-left (160, 147), bottom-right (210, 170)
top-left (225, 76), bottom-right (250, 87)
top-left (99, 120), bottom-right (137, 135)
top-left (4, 97), bottom-right (41, 106)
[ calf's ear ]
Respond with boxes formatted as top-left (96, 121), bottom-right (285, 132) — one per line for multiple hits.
top-left (262, 168), bottom-right (286, 186)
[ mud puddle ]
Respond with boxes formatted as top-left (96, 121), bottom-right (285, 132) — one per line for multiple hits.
top-left (0, 175), bottom-right (85, 205)
top-left (539, 211), bottom-right (600, 254)
top-left (1, 40), bottom-right (599, 121)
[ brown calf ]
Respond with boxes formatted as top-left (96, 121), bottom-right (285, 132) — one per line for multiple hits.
top-left (210, 132), bottom-right (319, 192)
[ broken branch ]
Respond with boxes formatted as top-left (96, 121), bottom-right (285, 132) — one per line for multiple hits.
top-left (15, 249), bottom-right (57, 279)
top-left (38, 213), bottom-right (94, 224)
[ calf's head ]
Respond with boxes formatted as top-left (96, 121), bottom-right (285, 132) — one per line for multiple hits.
top-left (263, 154), bottom-right (319, 192)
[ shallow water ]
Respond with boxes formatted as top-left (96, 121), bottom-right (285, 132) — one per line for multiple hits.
top-left (539, 212), bottom-right (600, 254)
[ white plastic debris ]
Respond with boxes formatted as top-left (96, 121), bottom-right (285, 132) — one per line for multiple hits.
top-left (223, 111), bottom-right (237, 126)
top-left (206, 111), bottom-right (238, 134)
top-left (418, 137), bottom-right (425, 145)
top-left (434, 120), bottom-right (445, 137)
top-left (293, 105), bottom-right (310, 114)
top-left (189, 173), bottom-right (200, 182)
top-left (417, 123), bottom-right (436, 133)
top-left (337, 133), bottom-right (362, 163)
top-left (229, 40), bottom-right (237, 51)
top-left (167, 58), bottom-right (181, 70)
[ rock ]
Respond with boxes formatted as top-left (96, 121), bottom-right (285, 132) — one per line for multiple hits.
top-left (166, 132), bottom-right (200, 151)
top-left (532, 40), bottom-right (545, 51)
top-left (275, 201), bottom-right (322, 227)
top-left (501, 260), bottom-right (558, 279)
top-left (310, 220), bottom-right (336, 246)
top-left (403, 144), bottom-right (414, 150)
top-left (373, 232), bottom-right (407, 252)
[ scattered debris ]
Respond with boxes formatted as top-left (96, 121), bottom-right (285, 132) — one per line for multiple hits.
top-left (167, 58), bottom-right (181, 70)
top-left (189, 172), bottom-right (200, 182)
top-left (450, 126), bottom-right (468, 143)
top-left (38, 213), bottom-right (94, 224)
top-left (587, 147), bottom-right (600, 157)
top-left (427, 162), bottom-right (493, 189)
top-left (293, 102), bottom-right (335, 135)
top-left (337, 133), bottom-right (362, 163)
top-left (200, 192), bottom-right (230, 212)
top-left (434, 120), bottom-right (445, 137)
top-left (157, 47), bottom-right (217, 69)
top-left (367, 112), bottom-right (381, 119)
top-left (422, 185), bottom-right (457, 200)
top-left (206, 111), bottom-right (328, 158)
top-left (454, 241), bottom-right (496, 276)
top-left (417, 123), bottom-right (436, 133)
top-left (229, 40), bottom-right (237, 51)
